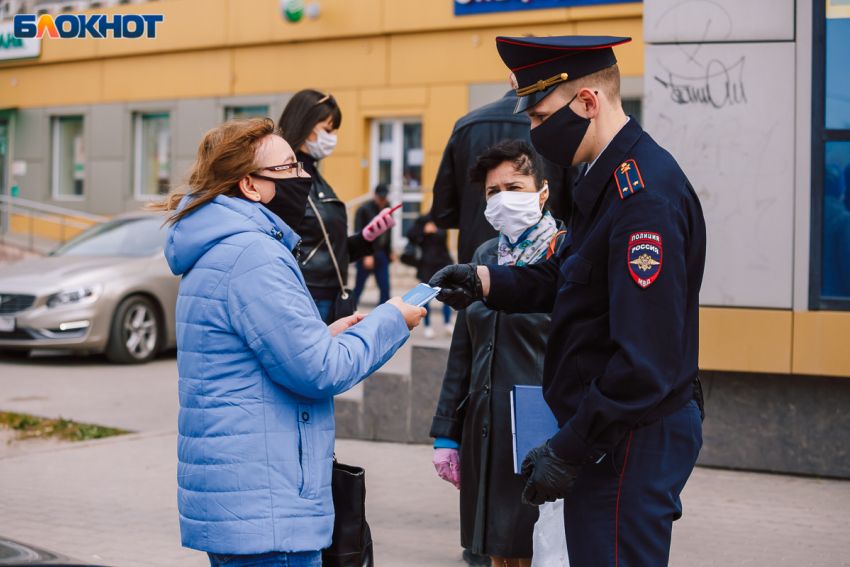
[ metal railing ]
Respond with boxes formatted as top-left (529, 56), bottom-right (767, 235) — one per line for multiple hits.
top-left (0, 194), bottom-right (108, 253)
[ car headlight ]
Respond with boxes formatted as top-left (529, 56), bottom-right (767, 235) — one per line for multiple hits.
top-left (46, 284), bottom-right (104, 309)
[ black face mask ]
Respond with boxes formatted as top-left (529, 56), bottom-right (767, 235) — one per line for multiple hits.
top-left (254, 174), bottom-right (312, 232)
top-left (529, 94), bottom-right (591, 169)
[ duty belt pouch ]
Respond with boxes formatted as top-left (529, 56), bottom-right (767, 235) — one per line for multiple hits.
top-left (308, 196), bottom-right (356, 320)
top-left (323, 458), bottom-right (375, 567)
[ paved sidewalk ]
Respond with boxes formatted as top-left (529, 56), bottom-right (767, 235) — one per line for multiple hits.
top-left (1, 431), bottom-right (849, 567)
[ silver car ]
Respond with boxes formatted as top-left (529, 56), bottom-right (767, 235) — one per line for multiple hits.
top-left (0, 214), bottom-right (179, 363)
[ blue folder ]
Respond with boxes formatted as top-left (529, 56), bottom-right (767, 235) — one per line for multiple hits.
top-left (511, 385), bottom-right (560, 474)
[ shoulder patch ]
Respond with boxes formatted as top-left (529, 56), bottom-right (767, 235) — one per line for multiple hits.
top-left (628, 232), bottom-right (662, 288)
top-left (615, 159), bottom-right (644, 199)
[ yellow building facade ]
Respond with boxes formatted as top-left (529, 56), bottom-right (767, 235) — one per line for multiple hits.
top-left (0, 0), bottom-right (644, 202)
top-left (1, 0), bottom-right (848, 382)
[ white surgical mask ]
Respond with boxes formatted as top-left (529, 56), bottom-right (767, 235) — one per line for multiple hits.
top-left (484, 184), bottom-right (547, 244)
top-left (305, 128), bottom-right (338, 160)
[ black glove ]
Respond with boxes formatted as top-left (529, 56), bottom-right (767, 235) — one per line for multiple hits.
top-left (520, 441), bottom-right (579, 506)
top-left (429, 264), bottom-right (484, 310)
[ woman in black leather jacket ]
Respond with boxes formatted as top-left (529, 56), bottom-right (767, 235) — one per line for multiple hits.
top-left (278, 90), bottom-right (394, 322)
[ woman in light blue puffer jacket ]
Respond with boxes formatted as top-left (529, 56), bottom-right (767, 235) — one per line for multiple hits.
top-left (152, 118), bottom-right (425, 567)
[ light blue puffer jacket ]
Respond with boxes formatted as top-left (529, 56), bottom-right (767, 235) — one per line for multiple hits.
top-left (165, 194), bottom-right (409, 555)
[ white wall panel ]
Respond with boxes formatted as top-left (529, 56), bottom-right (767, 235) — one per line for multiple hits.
top-left (644, 0), bottom-right (795, 43)
top-left (644, 42), bottom-right (796, 308)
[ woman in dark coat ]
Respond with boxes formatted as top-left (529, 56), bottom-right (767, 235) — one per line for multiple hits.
top-left (430, 140), bottom-right (566, 566)
top-left (406, 212), bottom-right (455, 339)
top-left (278, 90), bottom-right (395, 323)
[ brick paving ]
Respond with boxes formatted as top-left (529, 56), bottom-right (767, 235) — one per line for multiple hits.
top-left (1, 432), bottom-right (848, 566)
top-left (2, 357), bottom-right (849, 566)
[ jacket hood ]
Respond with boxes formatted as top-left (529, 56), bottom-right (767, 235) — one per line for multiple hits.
top-left (165, 194), bottom-right (300, 276)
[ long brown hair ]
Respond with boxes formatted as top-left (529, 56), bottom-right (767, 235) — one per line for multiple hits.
top-left (277, 90), bottom-right (342, 154)
top-left (148, 118), bottom-right (278, 224)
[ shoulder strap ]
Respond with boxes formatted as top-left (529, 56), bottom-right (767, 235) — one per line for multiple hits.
top-left (307, 196), bottom-right (349, 300)
top-left (546, 230), bottom-right (569, 260)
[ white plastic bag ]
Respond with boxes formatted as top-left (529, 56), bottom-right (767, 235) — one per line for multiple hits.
top-left (530, 499), bottom-right (569, 567)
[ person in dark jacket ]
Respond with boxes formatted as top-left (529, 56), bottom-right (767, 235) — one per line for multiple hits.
top-left (407, 212), bottom-right (454, 339)
top-left (353, 184), bottom-right (393, 306)
top-left (431, 90), bottom-right (580, 264)
top-left (430, 140), bottom-right (566, 566)
top-left (279, 90), bottom-right (396, 322)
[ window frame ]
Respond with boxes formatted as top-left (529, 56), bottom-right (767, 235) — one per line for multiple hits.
top-left (133, 112), bottom-right (172, 201)
top-left (51, 115), bottom-right (86, 201)
top-left (809, 0), bottom-right (850, 310)
top-left (223, 105), bottom-right (270, 121)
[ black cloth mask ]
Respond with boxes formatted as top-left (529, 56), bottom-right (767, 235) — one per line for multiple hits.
top-left (529, 94), bottom-right (590, 168)
top-left (254, 174), bottom-right (313, 232)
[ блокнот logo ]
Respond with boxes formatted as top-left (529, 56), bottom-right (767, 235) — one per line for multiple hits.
top-left (13, 14), bottom-right (163, 39)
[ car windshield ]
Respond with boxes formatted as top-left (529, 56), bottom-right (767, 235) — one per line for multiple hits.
top-left (51, 218), bottom-right (167, 257)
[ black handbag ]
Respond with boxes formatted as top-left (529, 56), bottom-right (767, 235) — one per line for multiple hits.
top-left (308, 196), bottom-right (356, 320)
top-left (322, 459), bottom-right (374, 567)
top-left (400, 241), bottom-right (423, 268)
top-left (330, 288), bottom-right (357, 321)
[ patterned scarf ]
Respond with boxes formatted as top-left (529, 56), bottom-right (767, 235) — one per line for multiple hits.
top-left (497, 212), bottom-right (558, 266)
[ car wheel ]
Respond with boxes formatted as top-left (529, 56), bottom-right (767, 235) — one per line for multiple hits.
top-left (105, 295), bottom-right (162, 364)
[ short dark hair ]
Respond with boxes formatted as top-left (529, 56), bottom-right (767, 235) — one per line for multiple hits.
top-left (277, 89), bottom-right (343, 154)
top-left (468, 139), bottom-right (546, 190)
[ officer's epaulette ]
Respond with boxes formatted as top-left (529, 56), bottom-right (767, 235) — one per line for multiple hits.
top-left (614, 159), bottom-right (644, 199)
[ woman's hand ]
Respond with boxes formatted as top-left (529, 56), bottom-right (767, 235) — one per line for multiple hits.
top-left (363, 255), bottom-right (375, 270)
top-left (433, 448), bottom-right (460, 490)
top-left (387, 297), bottom-right (427, 330)
top-left (328, 313), bottom-right (367, 337)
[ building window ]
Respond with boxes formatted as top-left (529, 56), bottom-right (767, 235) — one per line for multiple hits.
top-left (52, 116), bottom-right (85, 199)
top-left (369, 118), bottom-right (423, 248)
top-left (811, 1), bottom-right (850, 308)
top-left (224, 105), bottom-right (270, 121)
top-left (134, 113), bottom-right (171, 198)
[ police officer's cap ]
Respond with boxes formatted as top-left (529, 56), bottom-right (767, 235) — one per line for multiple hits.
top-left (496, 35), bottom-right (631, 114)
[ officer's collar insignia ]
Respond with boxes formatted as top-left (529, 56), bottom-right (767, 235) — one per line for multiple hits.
top-left (615, 159), bottom-right (644, 199)
top-left (628, 232), bottom-right (662, 288)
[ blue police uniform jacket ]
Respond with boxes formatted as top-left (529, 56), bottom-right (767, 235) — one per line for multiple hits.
top-left (164, 194), bottom-right (410, 555)
top-left (486, 118), bottom-right (707, 465)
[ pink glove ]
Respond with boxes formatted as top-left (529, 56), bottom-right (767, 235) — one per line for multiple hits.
top-left (433, 448), bottom-right (460, 490)
top-left (362, 207), bottom-right (397, 242)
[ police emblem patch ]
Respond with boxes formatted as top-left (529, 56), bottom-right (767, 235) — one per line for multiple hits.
top-left (615, 159), bottom-right (644, 199)
top-left (628, 232), bottom-right (662, 288)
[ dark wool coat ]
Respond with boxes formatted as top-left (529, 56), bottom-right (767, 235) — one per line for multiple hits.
top-left (429, 225), bottom-right (565, 558)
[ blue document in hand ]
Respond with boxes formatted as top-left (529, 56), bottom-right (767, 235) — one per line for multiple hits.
top-left (511, 385), bottom-right (560, 474)
top-left (402, 283), bottom-right (441, 307)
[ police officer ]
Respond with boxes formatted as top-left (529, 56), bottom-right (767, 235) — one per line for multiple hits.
top-left (429, 35), bottom-right (707, 567)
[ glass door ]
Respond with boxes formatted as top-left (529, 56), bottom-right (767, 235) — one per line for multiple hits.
top-left (369, 117), bottom-right (423, 249)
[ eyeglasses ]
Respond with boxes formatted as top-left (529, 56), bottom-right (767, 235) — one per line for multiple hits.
top-left (255, 162), bottom-right (304, 177)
